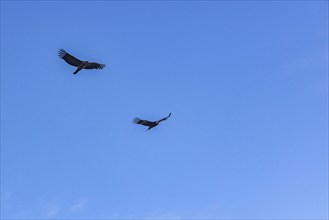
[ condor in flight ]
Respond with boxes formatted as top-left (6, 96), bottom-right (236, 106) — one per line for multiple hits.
top-left (133, 113), bottom-right (172, 131)
top-left (58, 49), bottom-right (105, 74)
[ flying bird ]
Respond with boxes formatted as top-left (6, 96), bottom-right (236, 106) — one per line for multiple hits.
top-left (133, 113), bottom-right (172, 131)
top-left (58, 49), bottom-right (105, 74)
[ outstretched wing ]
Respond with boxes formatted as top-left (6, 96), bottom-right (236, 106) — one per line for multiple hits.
top-left (133, 118), bottom-right (154, 127)
top-left (84, 62), bottom-right (106, 70)
top-left (157, 113), bottom-right (172, 123)
top-left (58, 49), bottom-right (82, 67)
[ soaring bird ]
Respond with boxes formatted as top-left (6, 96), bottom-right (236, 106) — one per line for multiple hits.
top-left (58, 49), bottom-right (105, 74)
top-left (133, 113), bottom-right (172, 130)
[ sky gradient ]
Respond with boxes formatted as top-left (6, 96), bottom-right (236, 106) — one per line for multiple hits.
top-left (1, 1), bottom-right (328, 219)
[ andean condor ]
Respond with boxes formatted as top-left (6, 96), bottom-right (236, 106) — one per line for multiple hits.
top-left (133, 113), bottom-right (172, 130)
top-left (58, 49), bottom-right (105, 74)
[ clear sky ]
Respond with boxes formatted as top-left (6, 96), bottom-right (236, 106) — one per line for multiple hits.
top-left (1, 1), bottom-right (328, 219)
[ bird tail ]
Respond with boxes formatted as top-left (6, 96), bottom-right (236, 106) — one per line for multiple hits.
top-left (73, 64), bottom-right (85, 74)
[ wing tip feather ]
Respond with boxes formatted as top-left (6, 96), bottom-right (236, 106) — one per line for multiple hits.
top-left (99, 64), bottom-right (105, 69)
top-left (58, 49), bottom-right (67, 58)
top-left (133, 118), bottom-right (140, 124)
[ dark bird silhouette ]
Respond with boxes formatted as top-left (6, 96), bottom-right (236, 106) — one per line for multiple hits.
top-left (133, 113), bottom-right (172, 130)
top-left (58, 49), bottom-right (105, 74)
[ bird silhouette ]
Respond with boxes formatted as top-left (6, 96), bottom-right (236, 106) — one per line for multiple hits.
top-left (133, 113), bottom-right (172, 130)
top-left (58, 49), bottom-right (105, 74)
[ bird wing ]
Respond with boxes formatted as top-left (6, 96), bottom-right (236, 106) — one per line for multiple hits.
top-left (58, 49), bottom-right (82, 67)
top-left (84, 62), bottom-right (106, 70)
top-left (157, 113), bottom-right (172, 123)
top-left (133, 118), bottom-right (154, 127)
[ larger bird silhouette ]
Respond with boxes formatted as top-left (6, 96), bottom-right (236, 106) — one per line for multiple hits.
top-left (133, 113), bottom-right (172, 130)
top-left (58, 49), bottom-right (105, 74)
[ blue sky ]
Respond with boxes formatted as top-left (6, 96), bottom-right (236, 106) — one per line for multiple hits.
top-left (1, 1), bottom-right (328, 219)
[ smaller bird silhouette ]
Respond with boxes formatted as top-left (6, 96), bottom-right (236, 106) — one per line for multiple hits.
top-left (133, 113), bottom-right (172, 131)
top-left (58, 49), bottom-right (105, 74)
